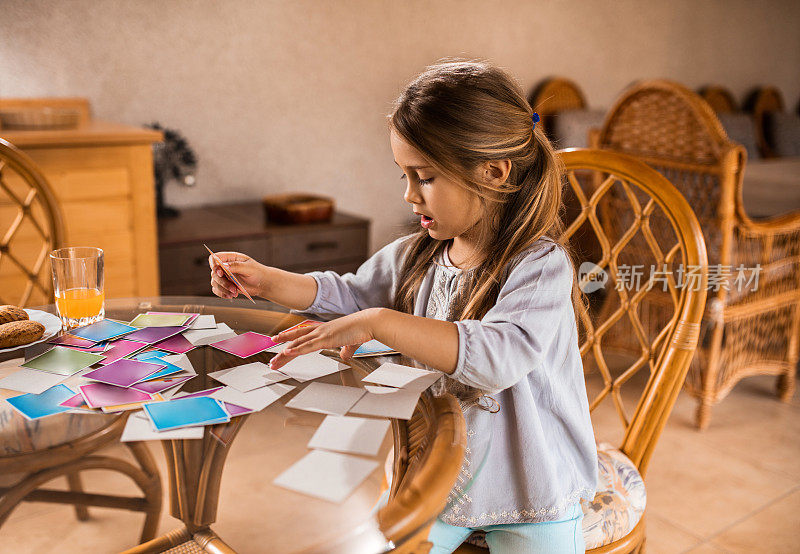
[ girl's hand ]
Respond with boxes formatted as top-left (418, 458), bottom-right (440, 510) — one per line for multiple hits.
top-left (268, 308), bottom-right (380, 370)
top-left (209, 252), bottom-right (267, 299)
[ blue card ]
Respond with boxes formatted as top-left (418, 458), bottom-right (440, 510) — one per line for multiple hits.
top-left (354, 339), bottom-right (399, 357)
top-left (72, 319), bottom-right (138, 342)
top-left (131, 350), bottom-right (171, 362)
top-left (143, 396), bottom-right (230, 431)
top-left (6, 384), bottom-right (75, 420)
top-left (142, 361), bottom-right (185, 380)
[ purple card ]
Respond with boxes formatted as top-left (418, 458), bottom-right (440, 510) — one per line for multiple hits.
top-left (175, 387), bottom-right (223, 399)
top-left (130, 374), bottom-right (195, 395)
top-left (223, 402), bottom-right (254, 416)
top-left (83, 359), bottom-right (166, 388)
top-left (48, 334), bottom-right (97, 348)
top-left (98, 340), bottom-right (148, 365)
top-left (124, 326), bottom-right (188, 344)
top-left (79, 382), bottom-right (153, 408)
top-left (153, 333), bottom-right (195, 355)
top-left (210, 332), bottom-right (279, 358)
top-left (60, 393), bottom-right (90, 408)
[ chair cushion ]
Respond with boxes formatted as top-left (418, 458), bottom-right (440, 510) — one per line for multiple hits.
top-left (718, 112), bottom-right (761, 160)
top-left (765, 112), bottom-right (800, 157)
top-left (463, 443), bottom-right (645, 551)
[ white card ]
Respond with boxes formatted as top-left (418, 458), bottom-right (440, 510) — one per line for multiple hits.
top-left (273, 449), bottom-right (379, 503)
top-left (0, 368), bottom-right (67, 394)
top-left (184, 323), bottom-right (236, 346)
top-left (285, 382), bottom-right (365, 416)
top-left (265, 342), bottom-right (289, 354)
top-left (161, 354), bottom-right (197, 374)
top-left (362, 362), bottom-right (441, 391)
top-left (276, 352), bottom-right (345, 382)
top-left (348, 386), bottom-right (420, 420)
top-left (308, 415), bottom-right (391, 456)
top-left (121, 412), bottom-right (204, 441)
top-left (189, 315), bottom-right (217, 330)
top-left (210, 383), bottom-right (294, 411)
top-left (210, 362), bottom-right (291, 391)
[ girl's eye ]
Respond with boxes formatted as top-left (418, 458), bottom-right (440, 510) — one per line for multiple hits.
top-left (418, 178), bottom-right (433, 186)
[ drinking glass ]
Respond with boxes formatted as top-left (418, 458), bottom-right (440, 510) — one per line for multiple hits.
top-left (50, 247), bottom-right (105, 329)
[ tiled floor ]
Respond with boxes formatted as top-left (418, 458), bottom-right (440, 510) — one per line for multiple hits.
top-left (1, 372), bottom-right (798, 553)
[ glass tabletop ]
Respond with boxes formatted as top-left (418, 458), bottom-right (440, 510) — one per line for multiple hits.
top-left (0, 296), bottom-right (489, 553)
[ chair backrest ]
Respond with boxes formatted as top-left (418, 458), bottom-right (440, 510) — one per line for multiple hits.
top-left (528, 77), bottom-right (587, 138)
top-left (745, 86), bottom-right (786, 158)
top-left (699, 85), bottom-right (738, 113)
top-left (559, 148), bottom-right (708, 476)
top-left (591, 79), bottom-right (744, 268)
top-left (0, 138), bottom-right (65, 306)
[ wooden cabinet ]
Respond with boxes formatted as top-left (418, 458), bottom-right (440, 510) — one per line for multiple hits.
top-left (158, 203), bottom-right (370, 296)
top-left (0, 100), bottom-right (162, 304)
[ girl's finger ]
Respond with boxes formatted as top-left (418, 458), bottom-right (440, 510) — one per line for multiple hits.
top-left (285, 336), bottom-right (323, 356)
top-left (340, 344), bottom-right (359, 359)
top-left (269, 351), bottom-right (297, 369)
top-left (272, 325), bottom-right (317, 342)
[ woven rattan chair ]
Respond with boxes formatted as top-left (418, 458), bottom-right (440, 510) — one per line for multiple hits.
top-left (0, 137), bottom-right (65, 306)
top-left (449, 148), bottom-right (707, 553)
top-left (591, 80), bottom-right (800, 429)
top-left (745, 86), bottom-right (786, 159)
top-left (699, 86), bottom-right (738, 114)
top-left (528, 77), bottom-right (588, 139)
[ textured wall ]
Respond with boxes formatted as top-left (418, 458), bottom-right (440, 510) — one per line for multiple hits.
top-left (2, 0), bottom-right (799, 253)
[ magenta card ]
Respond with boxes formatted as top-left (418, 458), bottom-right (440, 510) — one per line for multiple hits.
top-left (49, 334), bottom-right (97, 348)
top-left (60, 393), bottom-right (89, 408)
top-left (130, 374), bottom-right (195, 395)
top-left (153, 333), bottom-right (195, 355)
top-left (223, 402), bottom-right (254, 416)
top-left (83, 359), bottom-right (166, 388)
top-left (175, 387), bottom-right (223, 399)
top-left (210, 332), bottom-right (278, 358)
top-left (124, 326), bottom-right (188, 344)
top-left (97, 340), bottom-right (148, 365)
top-left (79, 382), bottom-right (153, 408)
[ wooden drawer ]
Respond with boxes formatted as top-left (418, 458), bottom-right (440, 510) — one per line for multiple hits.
top-left (269, 228), bottom-right (367, 268)
top-left (159, 237), bottom-right (271, 285)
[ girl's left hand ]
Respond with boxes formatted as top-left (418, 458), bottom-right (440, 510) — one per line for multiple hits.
top-left (268, 308), bottom-right (380, 370)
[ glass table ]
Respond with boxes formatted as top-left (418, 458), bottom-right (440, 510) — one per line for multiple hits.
top-left (0, 296), bottom-right (488, 553)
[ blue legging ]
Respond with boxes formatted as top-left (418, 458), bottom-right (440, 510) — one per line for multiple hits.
top-left (426, 503), bottom-right (585, 554)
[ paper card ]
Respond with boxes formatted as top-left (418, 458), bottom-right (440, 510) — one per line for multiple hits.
top-left (124, 326), bottom-right (188, 345)
top-left (101, 393), bottom-right (165, 412)
top-left (274, 352), bottom-right (345, 383)
top-left (223, 402), bottom-right (254, 416)
top-left (0, 367), bottom-right (66, 394)
top-left (210, 332), bottom-right (279, 358)
top-left (5, 384), bottom-right (75, 420)
top-left (121, 411), bottom-right (205, 441)
top-left (60, 393), bottom-right (89, 408)
top-left (361, 362), bottom-right (441, 391)
top-left (172, 386), bottom-right (223, 400)
top-left (348, 386), bottom-right (421, 420)
top-left (22, 346), bottom-right (105, 376)
top-left (141, 361), bottom-right (186, 380)
top-left (143, 396), bottom-right (230, 431)
top-left (61, 342), bottom-right (108, 353)
top-left (285, 382), bottom-right (365, 416)
top-left (308, 415), bottom-right (391, 456)
top-left (210, 362), bottom-right (290, 392)
top-left (83, 359), bottom-right (166, 388)
top-left (189, 315), bottom-right (216, 330)
top-left (273, 450), bottom-right (379, 503)
top-left (48, 334), bottom-right (97, 348)
top-left (353, 339), bottom-right (399, 357)
top-left (130, 374), bottom-right (194, 395)
top-left (97, 340), bottom-right (149, 366)
top-left (79, 382), bottom-right (153, 408)
top-left (210, 383), bottom-right (294, 411)
top-left (161, 354), bottom-right (196, 375)
top-left (204, 244), bottom-right (256, 303)
top-left (146, 311), bottom-right (200, 322)
top-left (183, 324), bottom-right (237, 346)
top-left (264, 342), bottom-right (289, 354)
top-left (131, 349), bottom-right (172, 362)
top-left (130, 313), bottom-right (193, 328)
top-left (71, 319), bottom-right (137, 342)
top-left (152, 333), bottom-right (195, 355)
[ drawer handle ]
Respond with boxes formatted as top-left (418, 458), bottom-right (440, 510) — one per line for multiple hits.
top-left (307, 241), bottom-right (338, 251)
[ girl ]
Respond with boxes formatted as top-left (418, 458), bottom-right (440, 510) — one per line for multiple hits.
top-left (210, 60), bottom-right (597, 553)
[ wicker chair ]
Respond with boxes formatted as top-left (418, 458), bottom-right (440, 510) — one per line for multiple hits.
top-left (0, 137), bottom-right (65, 306)
top-left (699, 86), bottom-right (738, 114)
top-left (449, 148), bottom-right (708, 552)
top-left (591, 80), bottom-right (800, 429)
top-left (528, 77), bottom-right (588, 139)
top-left (745, 86), bottom-right (786, 158)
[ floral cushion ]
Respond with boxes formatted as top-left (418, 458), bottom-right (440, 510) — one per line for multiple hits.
top-left (465, 443), bottom-right (645, 550)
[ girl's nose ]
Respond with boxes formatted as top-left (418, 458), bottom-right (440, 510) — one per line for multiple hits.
top-left (403, 183), bottom-right (422, 204)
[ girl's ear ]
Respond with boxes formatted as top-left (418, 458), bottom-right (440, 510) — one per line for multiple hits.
top-left (482, 159), bottom-right (512, 186)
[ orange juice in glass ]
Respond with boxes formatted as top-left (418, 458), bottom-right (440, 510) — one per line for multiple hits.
top-left (50, 247), bottom-right (105, 329)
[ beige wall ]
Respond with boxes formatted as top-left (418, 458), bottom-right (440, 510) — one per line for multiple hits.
top-left (2, 0), bottom-right (799, 254)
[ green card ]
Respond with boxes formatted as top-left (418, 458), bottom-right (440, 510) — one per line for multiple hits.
top-left (22, 346), bottom-right (105, 376)
top-left (129, 313), bottom-right (192, 328)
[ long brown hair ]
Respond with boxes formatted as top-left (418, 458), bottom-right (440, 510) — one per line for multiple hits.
top-left (387, 59), bottom-right (586, 406)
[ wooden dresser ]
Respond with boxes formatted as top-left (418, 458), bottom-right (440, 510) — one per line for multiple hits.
top-left (158, 203), bottom-right (370, 296)
top-left (0, 98), bottom-right (162, 303)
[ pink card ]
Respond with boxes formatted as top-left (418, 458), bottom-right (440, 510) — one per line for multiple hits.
top-left (153, 333), bottom-right (195, 355)
top-left (60, 393), bottom-right (89, 408)
top-left (130, 374), bottom-right (195, 395)
top-left (97, 340), bottom-right (148, 365)
top-left (79, 382), bottom-right (153, 408)
top-left (210, 332), bottom-right (279, 358)
top-left (83, 359), bottom-right (166, 388)
top-left (223, 402), bottom-right (254, 416)
top-left (49, 334), bottom-right (97, 348)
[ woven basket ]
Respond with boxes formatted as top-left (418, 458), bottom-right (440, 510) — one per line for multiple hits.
top-left (262, 193), bottom-right (334, 224)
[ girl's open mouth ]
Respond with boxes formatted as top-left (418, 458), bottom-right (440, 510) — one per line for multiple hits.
top-left (420, 214), bottom-right (434, 229)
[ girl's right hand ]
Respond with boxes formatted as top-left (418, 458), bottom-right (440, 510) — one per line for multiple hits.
top-left (209, 252), bottom-right (267, 299)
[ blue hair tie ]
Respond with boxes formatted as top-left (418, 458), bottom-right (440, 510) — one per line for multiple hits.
top-left (531, 112), bottom-right (540, 129)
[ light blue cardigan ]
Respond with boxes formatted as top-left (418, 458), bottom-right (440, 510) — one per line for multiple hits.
top-left (291, 234), bottom-right (598, 526)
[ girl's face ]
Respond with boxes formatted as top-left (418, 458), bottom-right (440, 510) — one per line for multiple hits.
top-left (390, 130), bottom-right (484, 243)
